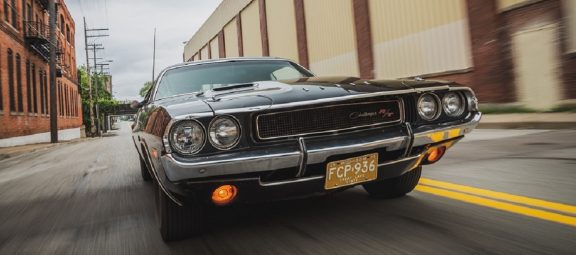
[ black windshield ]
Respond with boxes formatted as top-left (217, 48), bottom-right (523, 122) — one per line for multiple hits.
top-left (155, 60), bottom-right (313, 99)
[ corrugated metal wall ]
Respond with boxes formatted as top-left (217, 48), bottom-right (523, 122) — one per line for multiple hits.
top-left (240, 1), bottom-right (263, 57)
top-left (304, 0), bottom-right (359, 77)
top-left (210, 37), bottom-right (220, 59)
top-left (369, 0), bottom-right (472, 79)
top-left (201, 46), bottom-right (209, 60)
top-left (497, 0), bottom-right (531, 10)
top-left (224, 19), bottom-right (239, 58)
top-left (567, 0), bottom-right (576, 53)
top-left (184, 0), bottom-right (251, 60)
top-left (266, 0), bottom-right (299, 61)
top-left (184, 0), bottom-right (471, 79)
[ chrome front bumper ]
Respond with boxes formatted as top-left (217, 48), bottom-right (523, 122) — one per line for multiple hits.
top-left (161, 112), bottom-right (481, 183)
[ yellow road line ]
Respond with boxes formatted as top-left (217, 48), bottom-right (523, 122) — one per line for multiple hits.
top-left (419, 178), bottom-right (576, 215)
top-left (415, 185), bottom-right (576, 227)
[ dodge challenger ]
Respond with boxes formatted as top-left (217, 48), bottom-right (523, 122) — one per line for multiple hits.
top-left (131, 57), bottom-right (481, 241)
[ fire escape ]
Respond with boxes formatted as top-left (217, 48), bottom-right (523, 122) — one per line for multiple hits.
top-left (23, 1), bottom-right (64, 76)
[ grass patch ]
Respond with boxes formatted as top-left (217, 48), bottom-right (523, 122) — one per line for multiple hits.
top-left (550, 104), bottom-right (576, 113)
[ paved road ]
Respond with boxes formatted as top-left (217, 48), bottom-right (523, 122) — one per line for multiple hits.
top-left (0, 123), bottom-right (575, 254)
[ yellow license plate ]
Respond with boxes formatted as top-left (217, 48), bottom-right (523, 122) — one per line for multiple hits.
top-left (325, 153), bottom-right (378, 190)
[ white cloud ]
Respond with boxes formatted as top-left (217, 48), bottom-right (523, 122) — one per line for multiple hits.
top-left (67, 0), bottom-right (222, 100)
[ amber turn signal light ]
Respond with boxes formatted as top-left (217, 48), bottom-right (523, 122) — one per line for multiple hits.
top-left (211, 185), bottom-right (238, 206)
top-left (426, 146), bottom-right (446, 163)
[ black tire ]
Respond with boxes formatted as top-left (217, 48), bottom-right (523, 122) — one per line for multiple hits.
top-left (157, 186), bottom-right (203, 241)
top-left (140, 156), bottom-right (152, 182)
top-left (363, 166), bottom-right (422, 199)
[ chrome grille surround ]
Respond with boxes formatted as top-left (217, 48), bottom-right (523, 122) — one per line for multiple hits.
top-left (255, 99), bottom-right (404, 140)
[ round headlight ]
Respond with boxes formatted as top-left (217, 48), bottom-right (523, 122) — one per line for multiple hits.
top-left (418, 93), bottom-right (440, 121)
top-left (442, 92), bottom-right (465, 117)
top-left (209, 116), bottom-right (241, 150)
top-left (169, 120), bottom-right (206, 155)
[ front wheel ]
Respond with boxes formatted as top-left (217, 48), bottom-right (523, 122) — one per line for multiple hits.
top-left (157, 187), bottom-right (204, 241)
top-left (363, 166), bottom-right (422, 199)
top-left (139, 156), bottom-right (152, 182)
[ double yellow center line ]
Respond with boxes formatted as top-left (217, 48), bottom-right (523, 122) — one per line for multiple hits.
top-left (415, 178), bottom-right (576, 227)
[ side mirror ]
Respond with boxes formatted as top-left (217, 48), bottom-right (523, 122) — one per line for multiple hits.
top-left (130, 100), bottom-right (143, 109)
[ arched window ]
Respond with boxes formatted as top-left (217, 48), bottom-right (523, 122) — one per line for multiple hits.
top-left (7, 49), bottom-right (16, 112)
top-left (26, 60), bottom-right (31, 114)
top-left (16, 53), bottom-right (23, 112)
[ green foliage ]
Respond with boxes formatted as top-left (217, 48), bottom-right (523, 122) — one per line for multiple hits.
top-left (140, 81), bottom-right (153, 97)
top-left (78, 66), bottom-right (119, 135)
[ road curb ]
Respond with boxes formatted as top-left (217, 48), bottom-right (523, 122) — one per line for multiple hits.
top-left (478, 122), bottom-right (576, 130)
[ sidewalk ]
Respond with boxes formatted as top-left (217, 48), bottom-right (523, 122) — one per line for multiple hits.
top-left (0, 137), bottom-right (94, 161)
top-left (478, 113), bottom-right (576, 129)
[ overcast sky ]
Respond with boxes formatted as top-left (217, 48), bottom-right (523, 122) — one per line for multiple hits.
top-left (66, 0), bottom-right (222, 101)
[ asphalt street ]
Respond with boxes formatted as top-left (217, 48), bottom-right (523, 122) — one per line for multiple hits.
top-left (0, 123), bottom-right (575, 255)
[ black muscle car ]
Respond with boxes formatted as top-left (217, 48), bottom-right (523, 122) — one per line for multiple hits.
top-left (131, 57), bottom-right (481, 241)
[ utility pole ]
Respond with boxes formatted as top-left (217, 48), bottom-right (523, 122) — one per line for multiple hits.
top-left (89, 44), bottom-right (105, 135)
top-left (83, 19), bottom-right (109, 136)
top-left (49, 0), bottom-right (57, 143)
top-left (83, 17), bottom-right (95, 136)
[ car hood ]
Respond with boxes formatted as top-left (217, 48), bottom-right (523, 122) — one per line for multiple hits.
top-left (158, 76), bottom-right (451, 115)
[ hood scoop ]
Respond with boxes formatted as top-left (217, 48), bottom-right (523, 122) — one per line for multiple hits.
top-left (201, 83), bottom-right (257, 98)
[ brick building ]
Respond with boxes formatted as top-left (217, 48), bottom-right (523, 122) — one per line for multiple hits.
top-left (184, 0), bottom-right (576, 110)
top-left (0, 0), bottom-right (81, 147)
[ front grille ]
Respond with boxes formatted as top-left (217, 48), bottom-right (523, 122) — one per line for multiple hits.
top-left (256, 100), bottom-right (402, 140)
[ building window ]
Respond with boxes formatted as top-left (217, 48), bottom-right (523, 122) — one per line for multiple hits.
top-left (66, 86), bottom-right (69, 117)
top-left (39, 70), bottom-right (44, 114)
top-left (16, 54), bottom-right (23, 112)
top-left (59, 82), bottom-right (62, 116)
top-left (73, 90), bottom-right (76, 117)
top-left (3, 0), bottom-right (8, 22)
top-left (26, 60), bottom-right (31, 114)
top-left (32, 64), bottom-right (37, 114)
top-left (59, 14), bottom-right (64, 32)
top-left (68, 87), bottom-right (71, 116)
top-left (43, 71), bottom-right (48, 115)
top-left (0, 47), bottom-right (3, 113)
top-left (20, 0), bottom-right (24, 29)
top-left (7, 49), bottom-right (16, 112)
top-left (10, 0), bottom-right (17, 29)
top-left (26, 3), bottom-right (30, 21)
top-left (64, 86), bottom-right (68, 117)
top-left (66, 24), bottom-right (70, 43)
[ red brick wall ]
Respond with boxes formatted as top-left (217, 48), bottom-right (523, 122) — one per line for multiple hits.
top-left (564, 53), bottom-right (576, 99)
top-left (0, 0), bottom-right (81, 139)
top-left (464, 0), bottom-right (516, 103)
top-left (427, 71), bottom-right (475, 87)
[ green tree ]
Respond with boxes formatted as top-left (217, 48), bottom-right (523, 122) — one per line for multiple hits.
top-left (140, 81), bottom-right (153, 97)
top-left (78, 66), bottom-right (119, 136)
